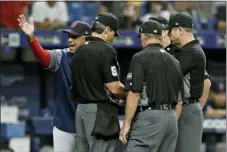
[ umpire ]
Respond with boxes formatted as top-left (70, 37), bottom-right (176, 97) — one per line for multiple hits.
top-left (70, 12), bottom-right (127, 152)
top-left (120, 20), bottom-right (184, 152)
top-left (149, 16), bottom-right (211, 109)
top-left (167, 12), bottom-right (207, 152)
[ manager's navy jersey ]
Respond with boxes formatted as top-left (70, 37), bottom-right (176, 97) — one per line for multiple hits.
top-left (47, 48), bottom-right (77, 133)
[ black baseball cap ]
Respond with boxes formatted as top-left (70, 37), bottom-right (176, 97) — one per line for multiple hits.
top-left (62, 21), bottom-right (91, 36)
top-left (138, 20), bottom-right (163, 38)
top-left (149, 16), bottom-right (168, 25)
top-left (167, 12), bottom-right (193, 30)
top-left (148, 16), bottom-right (169, 30)
top-left (94, 12), bottom-right (120, 36)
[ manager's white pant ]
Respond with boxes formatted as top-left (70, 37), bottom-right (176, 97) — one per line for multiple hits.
top-left (53, 126), bottom-right (77, 152)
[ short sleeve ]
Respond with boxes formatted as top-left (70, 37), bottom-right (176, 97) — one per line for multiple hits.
top-left (102, 49), bottom-right (120, 83)
top-left (178, 51), bottom-right (196, 76)
top-left (47, 49), bottom-right (63, 71)
top-left (205, 70), bottom-right (210, 79)
top-left (129, 55), bottom-right (144, 93)
top-left (124, 60), bottom-right (133, 91)
top-left (178, 70), bottom-right (185, 101)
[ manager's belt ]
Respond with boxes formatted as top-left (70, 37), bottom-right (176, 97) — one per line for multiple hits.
top-left (183, 98), bottom-right (199, 106)
top-left (136, 103), bottom-right (174, 113)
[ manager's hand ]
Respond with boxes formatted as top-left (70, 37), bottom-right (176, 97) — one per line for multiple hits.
top-left (17, 14), bottom-right (34, 38)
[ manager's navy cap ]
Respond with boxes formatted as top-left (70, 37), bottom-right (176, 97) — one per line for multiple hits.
top-left (62, 21), bottom-right (91, 36)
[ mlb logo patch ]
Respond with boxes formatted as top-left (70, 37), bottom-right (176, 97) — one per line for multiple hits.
top-left (84, 31), bottom-right (89, 35)
top-left (95, 16), bottom-right (99, 21)
top-left (160, 49), bottom-right (166, 53)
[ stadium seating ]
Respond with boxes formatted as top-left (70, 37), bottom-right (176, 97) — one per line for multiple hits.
top-left (67, 2), bottom-right (84, 26)
top-left (67, 2), bottom-right (99, 26)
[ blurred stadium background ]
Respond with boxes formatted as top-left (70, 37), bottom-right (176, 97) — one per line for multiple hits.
top-left (0, 1), bottom-right (226, 152)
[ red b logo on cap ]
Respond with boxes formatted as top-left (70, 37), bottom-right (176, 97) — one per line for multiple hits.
top-left (71, 21), bottom-right (77, 28)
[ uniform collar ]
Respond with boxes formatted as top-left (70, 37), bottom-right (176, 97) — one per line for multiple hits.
top-left (147, 43), bottom-right (163, 48)
top-left (181, 39), bottom-right (200, 49)
top-left (85, 36), bottom-right (105, 42)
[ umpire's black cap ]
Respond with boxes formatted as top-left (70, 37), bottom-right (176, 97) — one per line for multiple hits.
top-left (94, 12), bottom-right (120, 36)
top-left (138, 20), bottom-right (163, 38)
top-left (62, 21), bottom-right (91, 36)
top-left (166, 12), bottom-right (193, 30)
top-left (148, 16), bottom-right (169, 30)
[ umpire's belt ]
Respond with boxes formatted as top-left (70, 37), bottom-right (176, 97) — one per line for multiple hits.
top-left (183, 98), bottom-right (199, 106)
top-left (137, 103), bottom-right (174, 113)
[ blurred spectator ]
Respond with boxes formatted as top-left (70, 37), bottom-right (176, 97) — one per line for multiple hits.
top-left (119, 1), bottom-right (142, 31)
top-left (194, 2), bottom-right (214, 19)
top-left (214, 3), bottom-right (226, 32)
top-left (98, 1), bottom-right (125, 18)
top-left (173, 2), bottom-right (201, 29)
top-left (204, 80), bottom-right (226, 117)
top-left (31, 0), bottom-right (68, 30)
top-left (0, 1), bottom-right (30, 29)
top-left (141, 1), bottom-right (170, 22)
top-left (174, 2), bottom-right (196, 14)
top-left (98, 1), bottom-right (111, 13)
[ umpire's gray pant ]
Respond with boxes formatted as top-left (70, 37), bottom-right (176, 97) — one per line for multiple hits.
top-left (175, 103), bottom-right (203, 152)
top-left (125, 110), bottom-right (178, 152)
top-left (76, 103), bottom-right (118, 152)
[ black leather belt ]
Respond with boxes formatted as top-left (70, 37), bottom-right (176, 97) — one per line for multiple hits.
top-left (136, 104), bottom-right (174, 113)
top-left (183, 98), bottom-right (199, 106)
top-left (77, 99), bottom-right (118, 107)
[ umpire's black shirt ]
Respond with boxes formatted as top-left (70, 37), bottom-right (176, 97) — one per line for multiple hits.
top-left (168, 40), bottom-right (206, 99)
top-left (71, 36), bottom-right (120, 103)
top-left (165, 43), bottom-right (210, 80)
top-left (125, 43), bottom-right (183, 106)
